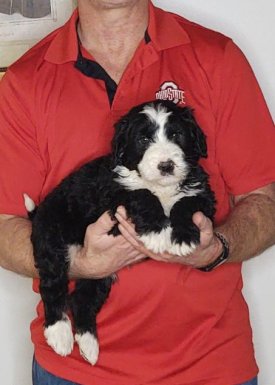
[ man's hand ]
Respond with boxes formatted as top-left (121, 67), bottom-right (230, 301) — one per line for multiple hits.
top-left (115, 207), bottom-right (223, 268)
top-left (70, 211), bottom-right (146, 279)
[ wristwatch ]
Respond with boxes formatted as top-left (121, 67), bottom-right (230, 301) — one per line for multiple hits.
top-left (198, 232), bottom-right (230, 272)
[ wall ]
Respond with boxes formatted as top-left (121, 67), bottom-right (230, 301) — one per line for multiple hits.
top-left (0, 1), bottom-right (274, 384)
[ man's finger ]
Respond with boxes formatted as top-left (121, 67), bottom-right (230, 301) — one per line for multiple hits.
top-left (192, 211), bottom-right (212, 233)
top-left (115, 212), bottom-right (137, 237)
top-left (116, 206), bottom-right (128, 219)
top-left (118, 222), bottom-right (141, 248)
top-left (95, 211), bottom-right (117, 233)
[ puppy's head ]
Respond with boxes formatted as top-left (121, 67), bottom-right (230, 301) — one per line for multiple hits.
top-left (112, 100), bottom-right (207, 186)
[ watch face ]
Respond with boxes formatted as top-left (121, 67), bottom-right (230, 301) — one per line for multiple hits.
top-left (214, 256), bottom-right (228, 268)
top-left (198, 255), bottom-right (226, 272)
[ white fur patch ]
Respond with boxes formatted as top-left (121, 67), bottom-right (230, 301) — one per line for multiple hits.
top-left (181, 185), bottom-right (203, 197)
top-left (141, 104), bottom-right (172, 131)
top-left (138, 140), bottom-right (188, 187)
top-left (114, 166), bottom-right (145, 190)
top-left (157, 189), bottom-right (185, 217)
top-left (44, 315), bottom-right (74, 356)
top-left (23, 193), bottom-right (35, 212)
top-left (75, 332), bottom-right (99, 365)
top-left (139, 226), bottom-right (196, 256)
top-left (114, 166), bottom-right (202, 216)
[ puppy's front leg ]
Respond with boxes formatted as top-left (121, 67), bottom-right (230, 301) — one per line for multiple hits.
top-left (169, 196), bottom-right (213, 256)
top-left (124, 189), bottom-right (169, 233)
top-left (122, 189), bottom-right (174, 253)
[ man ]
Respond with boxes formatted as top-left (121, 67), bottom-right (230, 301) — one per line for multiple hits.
top-left (0, 1), bottom-right (274, 384)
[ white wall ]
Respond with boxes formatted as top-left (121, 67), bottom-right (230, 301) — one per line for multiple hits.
top-left (0, 1), bottom-right (274, 385)
top-left (0, 271), bottom-right (38, 385)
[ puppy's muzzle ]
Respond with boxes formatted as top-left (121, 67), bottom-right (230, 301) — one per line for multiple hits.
top-left (157, 159), bottom-right (175, 175)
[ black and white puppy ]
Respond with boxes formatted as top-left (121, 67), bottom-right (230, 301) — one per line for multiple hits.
top-left (24, 100), bottom-right (215, 365)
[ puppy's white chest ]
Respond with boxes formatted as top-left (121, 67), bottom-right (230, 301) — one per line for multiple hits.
top-left (114, 166), bottom-right (183, 217)
top-left (152, 188), bottom-right (184, 217)
top-left (153, 178), bottom-right (205, 216)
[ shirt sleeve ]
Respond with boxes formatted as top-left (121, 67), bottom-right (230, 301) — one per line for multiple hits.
top-left (0, 69), bottom-right (46, 216)
top-left (215, 40), bottom-right (275, 196)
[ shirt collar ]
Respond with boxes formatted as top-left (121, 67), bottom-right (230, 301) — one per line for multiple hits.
top-left (44, 10), bottom-right (79, 64)
top-left (147, 2), bottom-right (190, 50)
top-left (44, 1), bottom-right (190, 65)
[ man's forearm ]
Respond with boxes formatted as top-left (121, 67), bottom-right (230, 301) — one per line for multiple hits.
top-left (0, 215), bottom-right (89, 279)
top-left (0, 215), bottom-right (38, 277)
top-left (0, 212), bottom-right (144, 280)
top-left (217, 192), bottom-right (275, 263)
top-left (1, 190), bottom-right (274, 278)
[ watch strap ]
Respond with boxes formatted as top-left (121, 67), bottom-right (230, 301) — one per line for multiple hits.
top-left (198, 231), bottom-right (229, 272)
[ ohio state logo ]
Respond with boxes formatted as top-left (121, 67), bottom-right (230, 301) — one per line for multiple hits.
top-left (155, 81), bottom-right (185, 105)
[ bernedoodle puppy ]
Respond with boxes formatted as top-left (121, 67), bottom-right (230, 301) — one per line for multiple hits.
top-left (24, 100), bottom-right (216, 365)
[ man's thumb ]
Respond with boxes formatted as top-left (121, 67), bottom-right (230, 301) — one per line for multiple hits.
top-left (193, 211), bottom-right (211, 233)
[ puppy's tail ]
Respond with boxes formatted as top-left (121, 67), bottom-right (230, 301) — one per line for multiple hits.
top-left (23, 193), bottom-right (37, 220)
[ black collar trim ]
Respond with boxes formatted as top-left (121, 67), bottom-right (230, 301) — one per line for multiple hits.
top-left (74, 24), bottom-right (151, 106)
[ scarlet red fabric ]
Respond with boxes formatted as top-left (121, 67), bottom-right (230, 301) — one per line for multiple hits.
top-left (0, 2), bottom-right (274, 384)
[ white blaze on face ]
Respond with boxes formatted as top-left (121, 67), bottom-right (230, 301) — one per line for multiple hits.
top-left (138, 105), bottom-right (188, 186)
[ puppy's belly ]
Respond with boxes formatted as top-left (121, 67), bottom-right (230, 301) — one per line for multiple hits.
top-left (139, 226), bottom-right (196, 256)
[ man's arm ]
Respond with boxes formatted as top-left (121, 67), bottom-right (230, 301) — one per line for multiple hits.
top-left (0, 215), bottom-right (37, 277)
top-left (216, 183), bottom-right (275, 263)
top-left (115, 183), bottom-right (275, 268)
top-left (0, 212), bottom-right (145, 279)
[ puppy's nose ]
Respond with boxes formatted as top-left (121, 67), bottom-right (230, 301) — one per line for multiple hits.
top-left (157, 159), bottom-right (175, 175)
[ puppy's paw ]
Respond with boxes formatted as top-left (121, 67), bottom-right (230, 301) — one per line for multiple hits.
top-left (168, 241), bottom-right (197, 256)
top-left (139, 227), bottom-right (173, 254)
top-left (140, 226), bottom-right (197, 256)
top-left (75, 332), bottom-right (99, 365)
top-left (44, 315), bottom-right (74, 356)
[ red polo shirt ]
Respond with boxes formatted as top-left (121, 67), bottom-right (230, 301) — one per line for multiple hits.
top-left (1, 2), bottom-right (275, 384)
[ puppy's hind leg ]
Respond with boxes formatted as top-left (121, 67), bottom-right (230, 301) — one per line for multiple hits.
top-left (71, 277), bottom-right (113, 365)
top-left (34, 241), bottom-right (74, 356)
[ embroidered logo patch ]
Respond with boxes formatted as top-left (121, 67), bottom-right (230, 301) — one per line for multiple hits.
top-left (156, 81), bottom-right (185, 105)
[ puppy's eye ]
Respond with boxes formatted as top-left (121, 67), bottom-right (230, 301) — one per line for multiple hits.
top-left (171, 132), bottom-right (183, 140)
top-left (138, 136), bottom-right (150, 145)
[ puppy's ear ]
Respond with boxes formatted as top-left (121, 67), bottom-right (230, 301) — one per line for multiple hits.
top-left (181, 107), bottom-right (207, 158)
top-left (111, 118), bottom-right (129, 166)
